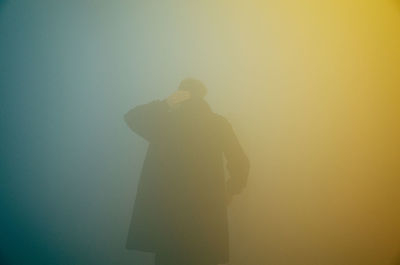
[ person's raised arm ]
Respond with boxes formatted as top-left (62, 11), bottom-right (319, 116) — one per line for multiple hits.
top-left (123, 91), bottom-right (191, 142)
top-left (124, 100), bottom-right (169, 142)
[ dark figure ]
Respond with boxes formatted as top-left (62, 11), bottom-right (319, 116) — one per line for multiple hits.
top-left (124, 78), bottom-right (250, 265)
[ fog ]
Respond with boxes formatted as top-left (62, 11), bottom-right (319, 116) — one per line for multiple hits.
top-left (0, 0), bottom-right (399, 264)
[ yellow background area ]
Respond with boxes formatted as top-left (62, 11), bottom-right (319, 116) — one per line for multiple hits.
top-left (218, 1), bottom-right (400, 264)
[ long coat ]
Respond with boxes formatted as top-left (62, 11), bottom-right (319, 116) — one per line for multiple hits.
top-left (124, 99), bottom-right (249, 264)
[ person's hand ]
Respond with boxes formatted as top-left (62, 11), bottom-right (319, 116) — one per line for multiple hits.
top-left (166, 90), bottom-right (191, 108)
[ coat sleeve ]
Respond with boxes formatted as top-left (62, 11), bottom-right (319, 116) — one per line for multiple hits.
top-left (222, 119), bottom-right (250, 196)
top-left (124, 100), bottom-right (170, 142)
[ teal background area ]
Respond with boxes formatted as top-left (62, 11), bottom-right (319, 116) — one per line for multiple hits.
top-left (0, 1), bottom-right (235, 264)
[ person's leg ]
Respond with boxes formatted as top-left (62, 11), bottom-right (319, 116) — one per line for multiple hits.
top-left (185, 255), bottom-right (216, 265)
top-left (184, 261), bottom-right (214, 265)
top-left (187, 261), bottom-right (216, 265)
top-left (154, 253), bottom-right (169, 265)
top-left (155, 251), bottom-right (217, 265)
top-left (154, 252), bottom-right (179, 265)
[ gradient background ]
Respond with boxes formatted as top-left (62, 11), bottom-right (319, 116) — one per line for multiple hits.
top-left (1, 0), bottom-right (399, 264)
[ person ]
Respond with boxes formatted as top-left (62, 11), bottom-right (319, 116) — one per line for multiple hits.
top-left (124, 78), bottom-right (250, 265)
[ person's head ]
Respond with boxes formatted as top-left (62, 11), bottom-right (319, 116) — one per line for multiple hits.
top-left (175, 78), bottom-right (210, 114)
top-left (178, 78), bottom-right (207, 100)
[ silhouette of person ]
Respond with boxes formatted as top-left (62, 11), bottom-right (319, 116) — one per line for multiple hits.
top-left (124, 78), bottom-right (250, 265)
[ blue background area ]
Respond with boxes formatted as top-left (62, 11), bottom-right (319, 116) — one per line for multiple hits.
top-left (0, 1), bottom-right (184, 264)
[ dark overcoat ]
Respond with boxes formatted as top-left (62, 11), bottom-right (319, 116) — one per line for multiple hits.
top-left (124, 99), bottom-right (249, 264)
